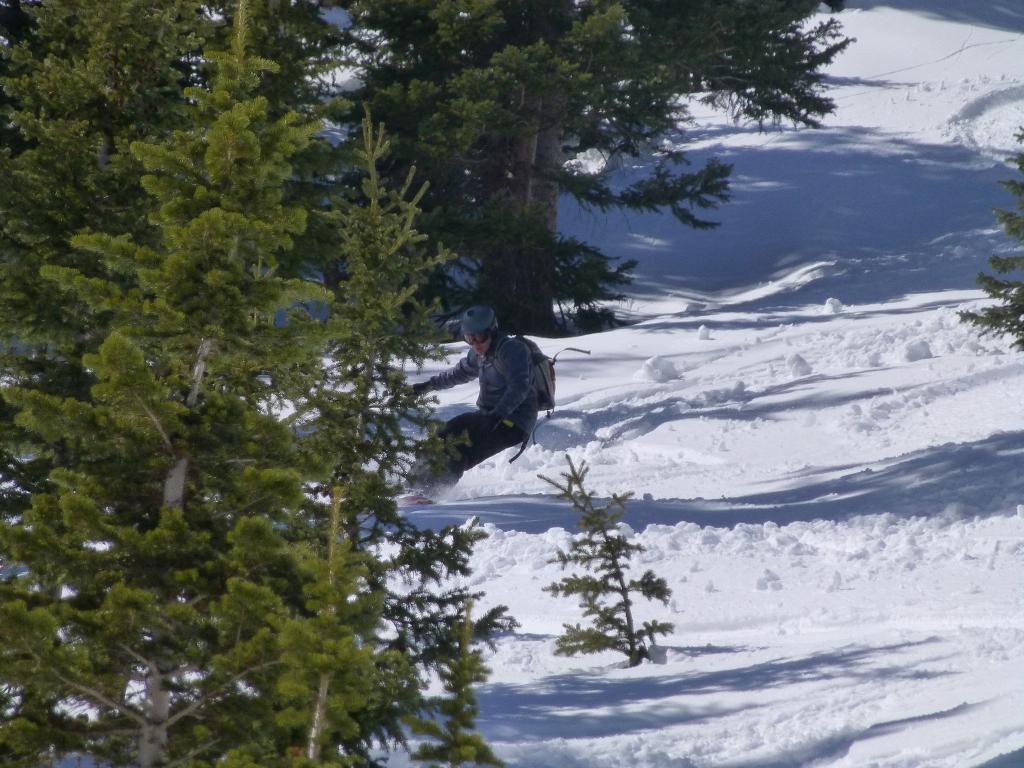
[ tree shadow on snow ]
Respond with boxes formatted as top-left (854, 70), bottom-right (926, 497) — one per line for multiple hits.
top-left (847, 1), bottom-right (1024, 32)
top-left (477, 638), bottom-right (949, 742)
top-left (630, 296), bottom-right (984, 334)
top-left (619, 429), bottom-right (1024, 529)
top-left (663, 643), bottom-right (756, 658)
top-left (703, 429), bottom-right (1024, 526)
top-left (727, 701), bottom-right (985, 768)
top-left (408, 429), bottom-right (1024, 532)
top-left (975, 746), bottom-right (1024, 767)
top-left (543, 369), bottom-right (903, 451)
top-left (562, 126), bottom-right (1016, 312)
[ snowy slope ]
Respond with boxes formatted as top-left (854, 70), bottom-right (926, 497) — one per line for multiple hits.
top-left (398, 3), bottom-right (1024, 767)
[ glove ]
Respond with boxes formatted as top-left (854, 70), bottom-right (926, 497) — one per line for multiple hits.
top-left (486, 413), bottom-right (515, 431)
top-left (412, 381), bottom-right (430, 396)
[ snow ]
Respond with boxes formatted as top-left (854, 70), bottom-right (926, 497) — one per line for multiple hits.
top-left (396, 3), bottom-right (1024, 766)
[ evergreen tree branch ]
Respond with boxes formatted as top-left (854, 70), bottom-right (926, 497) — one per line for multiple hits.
top-left (163, 739), bottom-right (221, 768)
top-left (136, 396), bottom-right (175, 454)
top-left (45, 668), bottom-right (145, 729)
top-left (163, 661), bottom-right (283, 730)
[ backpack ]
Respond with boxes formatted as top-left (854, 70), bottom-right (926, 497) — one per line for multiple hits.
top-left (515, 335), bottom-right (593, 415)
top-left (502, 335), bottom-right (591, 463)
top-left (516, 335), bottom-right (556, 413)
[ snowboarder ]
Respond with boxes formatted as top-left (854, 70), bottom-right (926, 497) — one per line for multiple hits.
top-left (410, 305), bottom-right (538, 494)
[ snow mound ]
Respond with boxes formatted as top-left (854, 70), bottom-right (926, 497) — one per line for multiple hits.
top-left (787, 353), bottom-right (813, 377)
top-left (633, 356), bottom-right (681, 382)
top-left (823, 297), bottom-right (845, 314)
top-left (904, 339), bottom-right (934, 362)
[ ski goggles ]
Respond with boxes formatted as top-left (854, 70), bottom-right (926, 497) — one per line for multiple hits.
top-left (464, 331), bottom-right (490, 344)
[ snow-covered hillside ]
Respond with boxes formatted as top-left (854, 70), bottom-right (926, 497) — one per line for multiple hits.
top-left (399, 3), bottom-right (1024, 766)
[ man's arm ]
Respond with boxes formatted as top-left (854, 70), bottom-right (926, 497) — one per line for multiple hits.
top-left (415, 352), bottom-right (478, 393)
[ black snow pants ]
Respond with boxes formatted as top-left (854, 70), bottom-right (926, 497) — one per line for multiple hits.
top-left (440, 411), bottom-right (526, 475)
top-left (408, 411), bottom-right (526, 496)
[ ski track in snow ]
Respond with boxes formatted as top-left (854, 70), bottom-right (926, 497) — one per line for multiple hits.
top-left (395, 4), bottom-right (1024, 766)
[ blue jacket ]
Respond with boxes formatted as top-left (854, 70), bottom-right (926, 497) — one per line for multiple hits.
top-left (423, 334), bottom-right (538, 434)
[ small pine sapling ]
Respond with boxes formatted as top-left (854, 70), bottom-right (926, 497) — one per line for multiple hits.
top-left (543, 457), bottom-right (673, 668)
top-left (407, 601), bottom-right (503, 768)
top-left (961, 128), bottom-right (1024, 347)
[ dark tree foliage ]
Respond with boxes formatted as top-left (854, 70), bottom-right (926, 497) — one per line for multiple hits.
top-left (0, 0), bottom-right (201, 537)
top-left (0, 0), bottom-right (39, 153)
top-left (341, 0), bottom-right (852, 333)
top-left (0, 6), bottom-right (201, 752)
top-left (962, 129), bottom-right (1024, 347)
top-left (1, 3), bottom-right (331, 763)
top-left (0, 2), bottom-right (512, 765)
top-left (543, 457), bottom-right (673, 668)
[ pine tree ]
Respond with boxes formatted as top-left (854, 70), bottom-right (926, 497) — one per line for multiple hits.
top-left (0, 4), bottom-right (203, 763)
top-left (0, 4), bottom-right (361, 765)
top-left (218, 488), bottom-right (392, 768)
top-left (0, 0), bottom-right (202, 581)
top-left (205, 116), bottom-right (447, 768)
top-left (275, 117), bottom-right (518, 764)
top-left (199, 0), bottom-right (359, 296)
top-left (962, 129), bottom-right (1024, 347)
top-left (543, 457), bottom-right (673, 668)
top-left (203, 1), bottom-right (348, 120)
top-left (341, 0), bottom-right (852, 333)
top-left (408, 601), bottom-right (503, 768)
top-left (1, 3), bottom-right (516, 764)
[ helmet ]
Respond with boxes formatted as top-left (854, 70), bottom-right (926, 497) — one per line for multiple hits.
top-left (460, 305), bottom-right (498, 336)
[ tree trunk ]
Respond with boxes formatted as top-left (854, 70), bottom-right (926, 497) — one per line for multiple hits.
top-left (162, 339), bottom-right (213, 511)
top-left (162, 458), bottom-right (188, 510)
top-left (306, 489), bottom-right (343, 761)
top-left (477, 0), bottom-right (571, 335)
top-left (479, 91), bottom-right (567, 336)
top-left (139, 666), bottom-right (170, 768)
